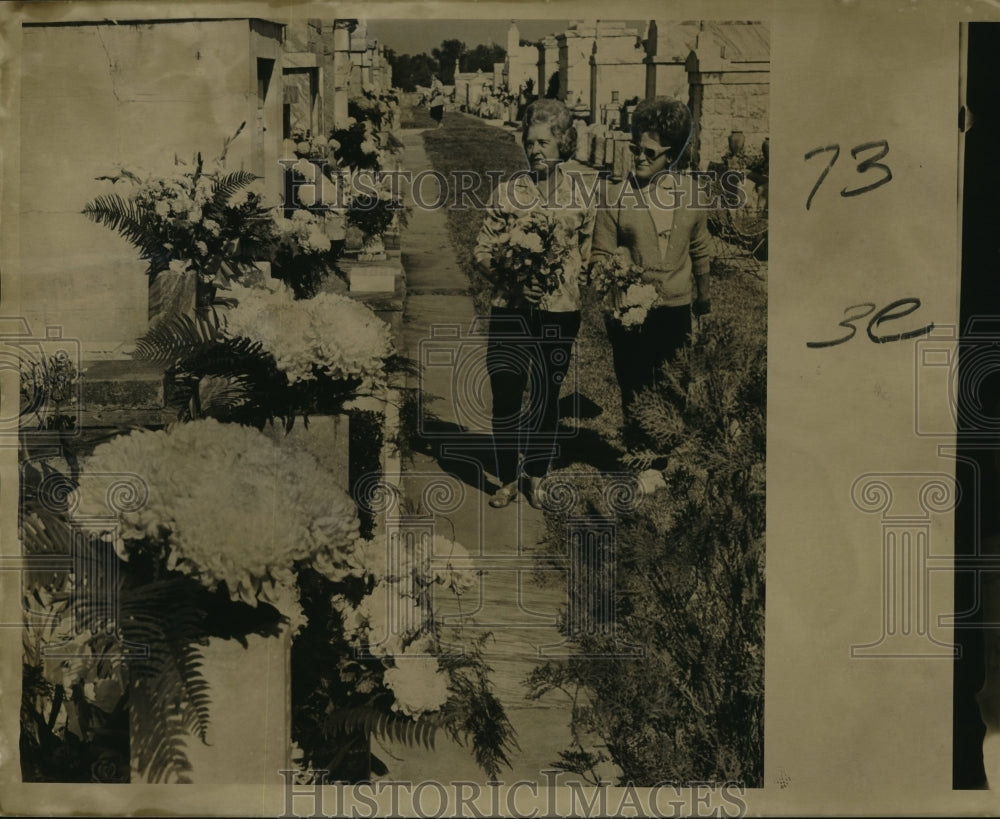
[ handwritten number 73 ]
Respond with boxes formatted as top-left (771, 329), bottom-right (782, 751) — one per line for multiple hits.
top-left (805, 140), bottom-right (893, 210)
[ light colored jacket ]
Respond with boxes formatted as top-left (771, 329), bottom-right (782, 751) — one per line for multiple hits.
top-left (474, 168), bottom-right (595, 312)
top-left (591, 173), bottom-right (711, 307)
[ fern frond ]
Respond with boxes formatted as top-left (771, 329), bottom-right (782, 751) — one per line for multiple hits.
top-left (325, 704), bottom-right (438, 751)
top-left (120, 576), bottom-right (212, 782)
top-left (129, 681), bottom-right (194, 784)
top-left (193, 374), bottom-right (252, 420)
top-left (211, 170), bottom-right (259, 211)
top-left (175, 643), bottom-right (211, 743)
top-left (131, 313), bottom-right (222, 362)
top-left (82, 194), bottom-right (159, 261)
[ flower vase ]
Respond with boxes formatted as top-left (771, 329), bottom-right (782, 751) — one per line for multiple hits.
top-left (130, 626), bottom-right (292, 784)
top-left (148, 265), bottom-right (197, 327)
top-left (195, 280), bottom-right (218, 314)
top-left (728, 130), bottom-right (746, 157)
top-left (358, 232), bottom-right (387, 262)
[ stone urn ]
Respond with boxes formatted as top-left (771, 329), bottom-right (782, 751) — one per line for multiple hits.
top-left (358, 232), bottom-right (388, 262)
top-left (761, 137), bottom-right (770, 161)
top-left (728, 130), bottom-right (746, 156)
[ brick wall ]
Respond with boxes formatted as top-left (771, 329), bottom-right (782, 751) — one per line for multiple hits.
top-left (697, 77), bottom-right (769, 168)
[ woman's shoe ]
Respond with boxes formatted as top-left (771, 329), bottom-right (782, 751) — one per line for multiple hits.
top-left (489, 481), bottom-right (519, 508)
top-left (527, 476), bottom-right (547, 510)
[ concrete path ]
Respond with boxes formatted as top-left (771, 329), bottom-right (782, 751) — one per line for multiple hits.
top-left (380, 127), bottom-right (620, 786)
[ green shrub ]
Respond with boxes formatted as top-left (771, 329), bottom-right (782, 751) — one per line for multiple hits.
top-left (532, 294), bottom-right (765, 786)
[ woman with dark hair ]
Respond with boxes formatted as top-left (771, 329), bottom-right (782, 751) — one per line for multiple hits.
top-left (590, 95), bottom-right (712, 445)
top-left (473, 99), bottom-right (595, 509)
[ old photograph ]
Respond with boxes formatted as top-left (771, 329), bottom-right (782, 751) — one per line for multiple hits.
top-left (8, 8), bottom-right (767, 814)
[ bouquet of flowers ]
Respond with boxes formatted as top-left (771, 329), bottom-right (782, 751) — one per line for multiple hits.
top-left (484, 210), bottom-right (569, 300)
top-left (331, 120), bottom-right (402, 175)
top-left (587, 249), bottom-right (659, 328)
top-left (348, 89), bottom-right (398, 131)
top-left (283, 128), bottom-right (335, 162)
top-left (345, 188), bottom-right (406, 239)
top-left (292, 532), bottom-right (516, 782)
top-left (269, 209), bottom-right (341, 298)
top-left (83, 148), bottom-right (268, 290)
top-left (273, 210), bottom-right (331, 255)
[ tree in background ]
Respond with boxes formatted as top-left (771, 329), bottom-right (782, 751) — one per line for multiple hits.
top-left (388, 52), bottom-right (438, 92)
top-left (464, 43), bottom-right (506, 74)
top-left (431, 39), bottom-right (465, 84)
top-left (388, 39), bottom-right (509, 92)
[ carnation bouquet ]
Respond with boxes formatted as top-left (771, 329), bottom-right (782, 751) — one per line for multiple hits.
top-left (345, 188), bottom-right (406, 240)
top-left (269, 209), bottom-right (343, 299)
top-left (293, 534), bottom-right (517, 782)
top-left (484, 210), bottom-right (570, 301)
top-left (587, 249), bottom-right (659, 328)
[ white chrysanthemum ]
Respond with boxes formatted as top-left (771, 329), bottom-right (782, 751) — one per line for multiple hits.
top-left (616, 283), bottom-right (658, 327)
top-left (274, 211), bottom-right (333, 254)
top-left (70, 419), bottom-right (362, 613)
top-left (304, 227), bottom-right (331, 253)
top-left (383, 657), bottom-right (451, 717)
top-left (220, 282), bottom-right (393, 385)
top-left (429, 536), bottom-right (478, 596)
top-left (619, 305), bottom-right (648, 327)
top-left (346, 538), bottom-right (389, 580)
top-left (509, 228), bottom-right (543, 253)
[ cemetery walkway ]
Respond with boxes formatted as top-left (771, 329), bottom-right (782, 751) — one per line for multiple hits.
top-left (380, 127), bottom-right (621, 785)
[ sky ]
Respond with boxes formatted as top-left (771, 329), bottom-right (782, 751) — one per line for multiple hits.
top-left (364, 19), bottom-right (643, 56)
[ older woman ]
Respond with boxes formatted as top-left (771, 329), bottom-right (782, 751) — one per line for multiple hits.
top-left (473, 99), bottom-right (595, 508)
top-left (428, 77), bottom-right (446, 128)
top-left (590, 96), bottom-right (712, 444)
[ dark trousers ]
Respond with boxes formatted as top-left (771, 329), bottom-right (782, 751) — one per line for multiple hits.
top-left (605, 304), bottom-right (692, 435)
top-left (487, 307), bottom-right (580, 484)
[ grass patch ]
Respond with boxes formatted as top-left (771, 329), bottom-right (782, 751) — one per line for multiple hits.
top-left (421, 114), bottom-right (525, 315)
top-left (398, 95), bottom-right (439, 130)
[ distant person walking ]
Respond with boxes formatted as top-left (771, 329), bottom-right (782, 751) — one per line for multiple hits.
top-left (429, 77), bottom-right (446, 128)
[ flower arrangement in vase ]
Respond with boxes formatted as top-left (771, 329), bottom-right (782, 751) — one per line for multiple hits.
top-left (81, 126), bottom-right (269, 322)
top-left (345, 190), bottom-right (407, 262)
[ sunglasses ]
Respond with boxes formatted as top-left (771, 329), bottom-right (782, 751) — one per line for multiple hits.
top-left (629, 144), bottom-right (671, 162)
